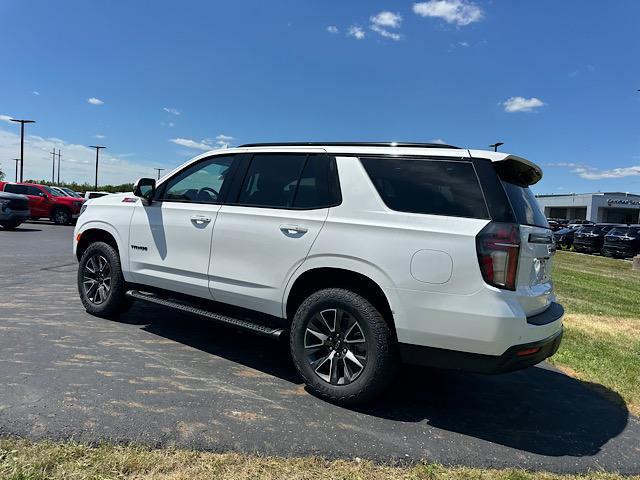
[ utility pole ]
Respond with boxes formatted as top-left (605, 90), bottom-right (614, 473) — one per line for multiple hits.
top-left (489, 142), bottom-right (504, 152)
top-left (50, 149), bottom-right (57, 183)
top-left (13, 159), bottom-right (20, 182)
top-left (10, 118), bottom-right (36, 182)
top-left (89, 145), bottom-right (106, 190)
top-left (154, 168), bottom-right (165, 179)
top-left (57, 150), bottom-right (62, 184)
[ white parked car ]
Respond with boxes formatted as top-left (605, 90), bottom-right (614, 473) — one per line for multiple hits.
top-left (73, 142), bottom-right (563, 404)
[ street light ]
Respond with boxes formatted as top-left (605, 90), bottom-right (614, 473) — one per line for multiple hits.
top-left (489, 142), bottom-right (504, 152)
top-left (50, 149), bottom-right (56, 183)
top-left (154, 168), bottom-right (165, 179)
top-left (57, 150), bottom-right (62, 184)
top-left (89, 145), bottom-right (106, 190)
top-left (10, 118), bottom-right (35, 182)
top-left (13, 159), bottom-right (20, 182)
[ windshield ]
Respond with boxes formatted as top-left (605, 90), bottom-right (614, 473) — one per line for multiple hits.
top-left (501, 181), bottom-right (548, 228)
top-left (608, 227), bottom-right (629, 236)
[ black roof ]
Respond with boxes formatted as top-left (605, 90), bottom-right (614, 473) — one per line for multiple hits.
top-left (238, 141), bottom-right (460, 149)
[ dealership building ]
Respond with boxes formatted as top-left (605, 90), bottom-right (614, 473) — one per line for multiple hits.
top-left (535, 192), bottom-right (640, 223)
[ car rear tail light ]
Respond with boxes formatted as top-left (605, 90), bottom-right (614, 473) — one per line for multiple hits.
top-left (476, 222), bottom-right (520, 290)
top-left (516, 347), bottom-right (541, 357)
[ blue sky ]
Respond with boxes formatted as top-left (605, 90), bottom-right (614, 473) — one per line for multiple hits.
top-left (1, 0), bottom-right (639, 193)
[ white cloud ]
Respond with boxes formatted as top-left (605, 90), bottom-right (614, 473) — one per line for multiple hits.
top-left (544, 162), bottom-right (581, 168)
top-left (32, 91), bottom-right (40, 96)
top-left (503, 96), bottom-right (545, 113)
top-left (347, 25), bottom-right (366, 40)
top-left (0, 127), bottom-right (154, 185)
top-left (163, 107), bottom-right (181, 116)
top-left (430, 138), bottom-right (447, 144)
top-left (216, 134), bottom-right (234, 142)
top-left (0, 115), bottom-right (13, 124)
top-left (413, 0), bottom-right (483, 26)
top-left (370, 11), bottom-right (402, 28)
top-left (370, 24), bottom-right (402, 41)
top-left (327, 25), bottom-right (339, 34)
top-left (169, 138), bottom-right (213, 151)
top-left (573, 166), bottom-right (640, 180)
top-left (95, 134), bottom-right (105, 139)
top-left (87, 97), bottom-right (104, 105)
top-left (459, 41), bottom-right (469, 47)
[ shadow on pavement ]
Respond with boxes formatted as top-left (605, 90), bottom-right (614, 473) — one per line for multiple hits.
top-left (2, 227), bottom-right (42, 232)
top-left (121, 301), bottom-right (629, 459)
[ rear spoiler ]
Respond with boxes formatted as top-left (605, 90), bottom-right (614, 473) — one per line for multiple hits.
top-left (493, 155), bottom-right (543, 186)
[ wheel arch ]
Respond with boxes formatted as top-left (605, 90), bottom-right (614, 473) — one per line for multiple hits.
top-left (76, 223), bottom-right (123, 261)
top-left (284, 264), bottom-right (397, 339)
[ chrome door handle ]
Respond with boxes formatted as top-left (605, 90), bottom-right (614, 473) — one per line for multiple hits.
top-left (190, 215), bottom-right (211, 225)
top-left (280, 224), bottom-right (308, 236)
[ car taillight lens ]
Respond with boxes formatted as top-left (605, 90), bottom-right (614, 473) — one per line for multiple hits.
top-left (476, 222), bottom-right (520, 291)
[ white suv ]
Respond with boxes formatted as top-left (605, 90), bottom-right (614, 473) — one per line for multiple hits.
top-left (74, 142), bottom-right (563, 404)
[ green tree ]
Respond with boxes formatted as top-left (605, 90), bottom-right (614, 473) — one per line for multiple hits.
top-left (0, 166), bottom-right (5, 181)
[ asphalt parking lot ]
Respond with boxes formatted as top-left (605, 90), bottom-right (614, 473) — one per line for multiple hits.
top-left (1, 222), bottom-right (639, 474)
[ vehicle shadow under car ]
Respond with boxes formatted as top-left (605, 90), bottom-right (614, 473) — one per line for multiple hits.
top-left (120, 300), bottom-right (629, 460)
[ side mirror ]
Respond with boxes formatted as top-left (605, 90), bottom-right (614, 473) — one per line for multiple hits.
top-left (133, 178), bottom-right (156, 204)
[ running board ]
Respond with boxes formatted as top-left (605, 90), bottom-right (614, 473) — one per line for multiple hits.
top-left (126, 290), bottom-right (286, 340)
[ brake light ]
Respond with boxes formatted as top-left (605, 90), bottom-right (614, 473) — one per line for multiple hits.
top-left (476, 222), bottom-right (520, 290)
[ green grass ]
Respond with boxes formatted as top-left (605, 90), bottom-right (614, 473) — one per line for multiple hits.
top-left (0, 439), bottom-right (635, 480)
top-left (550, 251), bottom-right (640, 415)
top-left (552, 250), bottom-right (640, 317)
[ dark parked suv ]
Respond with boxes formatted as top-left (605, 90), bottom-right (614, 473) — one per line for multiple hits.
top-left (601, 226), bottom-right (640, 258)
top-left (553, 226), bottom-right (578, 250)
top-left (573, 223), bottom-right (625, 254)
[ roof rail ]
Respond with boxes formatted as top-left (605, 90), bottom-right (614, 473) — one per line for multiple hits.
top-left (237, 141), bottom-right (461, 149)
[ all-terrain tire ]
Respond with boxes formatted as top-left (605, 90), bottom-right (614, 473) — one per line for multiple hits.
top-left (290, 288), bottom-right (397, 405)
top-left (77, 241), bottom-right (131, 317)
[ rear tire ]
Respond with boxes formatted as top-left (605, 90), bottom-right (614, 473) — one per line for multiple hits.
top-left (52, 207), bottom-right (72, 225)
top-left (290, 288), bottom-right (396, 405)
top-left (78, 241), bottom-right (131, 317)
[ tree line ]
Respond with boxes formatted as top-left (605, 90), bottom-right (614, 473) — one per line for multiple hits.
top-left (25, 179), bottom-right (135, 194)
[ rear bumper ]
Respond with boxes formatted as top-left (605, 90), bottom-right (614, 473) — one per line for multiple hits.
top-left (400, 328), bottom-right (563, 374)
top-left (399, 301), bottom-right (565, 373)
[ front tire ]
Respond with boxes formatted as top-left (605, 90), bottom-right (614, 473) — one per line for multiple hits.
top-left (290, 288), bottom-right (396, 405)
top-left (52, 207), bottom-right (72, 225)
top-left (78, 242), bottom-right (131, 317)
top-left (0, 221), bottom-right (22, 230)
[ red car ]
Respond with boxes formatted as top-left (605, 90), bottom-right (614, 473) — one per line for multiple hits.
top-left (0, 182), bottom-right (85, 225)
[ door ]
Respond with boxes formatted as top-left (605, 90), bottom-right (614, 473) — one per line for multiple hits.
top-left (128, 154), bottom-right (239, 298)
top-left (209, 153), bottom-right (340, 317)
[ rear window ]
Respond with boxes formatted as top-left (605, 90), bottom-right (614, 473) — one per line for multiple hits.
top-left (500, 181), bottom-right (548, 228)
top-left (360, 157), bottom-right (489, 219)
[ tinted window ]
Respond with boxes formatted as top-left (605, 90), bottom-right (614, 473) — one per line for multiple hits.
top-left (360, 157), bottom-right (489, 218)
top-left (608, 227), bottom-right (629, 236)
top-left (163, 155), bottom-right (236, 203)
top-left (293, 155), bottom-right (340, 208)
top-left (4, 184), bottom-right (27, 194)
top-left (28, 186), bottom-right (44, 196)
top-left (237, 154), bottom-right (307, 208)
top-left (501, 181), bottom-right (548, 228)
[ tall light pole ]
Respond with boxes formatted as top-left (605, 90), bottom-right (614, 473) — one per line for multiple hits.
top-left (10, 118), bottom-right (35, 182)
top-left (89, 145), bottom-right (105, 190)
top-left (50, 149), bottom-right (57, 183)
top-left (154, 168), bottom-right (165, 179)
top-left (13, 159), bottom-right (20, 182)
top-left (57, 150), bottom-right (62, 184)
top-left (489, 142), bottom-right (504, 152)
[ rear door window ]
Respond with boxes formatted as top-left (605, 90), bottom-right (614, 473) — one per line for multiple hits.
top-left (360, 157), bottom-right (489, 219)
top-left (608, 227), bottom-right (629, 236)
